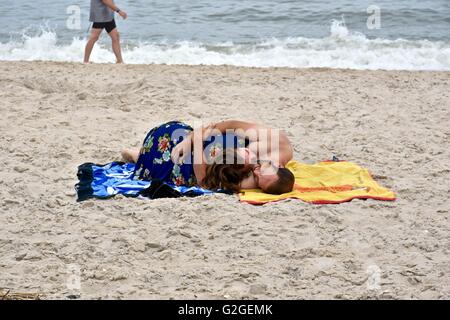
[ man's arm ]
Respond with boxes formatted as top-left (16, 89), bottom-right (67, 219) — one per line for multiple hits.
top-left (101, 0), bottom-right (120, 12)
top-left (102, 0), bottom-right (127, 19)
top-left (212, 120), bottom-right (265, 137)
top-left (213, 120), bottom-right (293, 166)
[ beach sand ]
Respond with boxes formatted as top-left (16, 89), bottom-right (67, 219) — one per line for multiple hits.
top-left (0, 61), bottom-right (449, 299)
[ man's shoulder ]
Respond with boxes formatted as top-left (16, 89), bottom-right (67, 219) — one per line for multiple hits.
top-left (91, 0), bottom-right (107, 7)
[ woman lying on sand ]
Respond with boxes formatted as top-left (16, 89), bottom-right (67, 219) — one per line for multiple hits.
top-left (121, 120), bottom-right (295, 194)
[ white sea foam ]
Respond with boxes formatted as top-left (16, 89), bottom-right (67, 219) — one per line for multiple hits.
top-left (1, 21), bottom-right (449, 70)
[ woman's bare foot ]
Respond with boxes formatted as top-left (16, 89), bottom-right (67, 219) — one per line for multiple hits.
top-left (121, 148), bottom-right (140, 163)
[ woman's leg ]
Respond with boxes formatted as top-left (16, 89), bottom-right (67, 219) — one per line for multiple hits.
top-left (121, 147), bottom-right (141, 163)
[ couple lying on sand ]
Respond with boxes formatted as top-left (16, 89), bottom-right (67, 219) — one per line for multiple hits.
top-left (121, 120), bottom-right (295, 194)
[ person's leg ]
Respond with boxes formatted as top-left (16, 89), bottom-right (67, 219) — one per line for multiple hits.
top-left (84, 28), bottom-right (103, 63)
top-left (121, 147), bottom-right (141, 163)
top-left (108, 28), bottom-right (124, 63)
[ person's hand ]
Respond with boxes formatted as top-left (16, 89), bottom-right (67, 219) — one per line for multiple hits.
top-left (171, 137), bottom-right (192, 164)
top-left (202, 122), bottom-right (216, 138)
top-left (119, 10), bottom-right (128, 20)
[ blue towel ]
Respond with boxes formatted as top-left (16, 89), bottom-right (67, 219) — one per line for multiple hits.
top-left (75, 162), bottom-right (217, 202)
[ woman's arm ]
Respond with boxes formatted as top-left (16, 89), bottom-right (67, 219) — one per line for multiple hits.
top-left (171, 123), bottom-right (214, 165)
top-left (193, 162), bottom-right (207, 187)
top-left (171, 124), bottom-right (214, 186)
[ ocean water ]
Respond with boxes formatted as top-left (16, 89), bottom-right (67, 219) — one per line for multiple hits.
top-left (0, 0), bottom-right (449, 70)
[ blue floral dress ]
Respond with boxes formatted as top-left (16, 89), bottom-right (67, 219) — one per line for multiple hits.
top-left (132, 121), bottom-right (247, 187)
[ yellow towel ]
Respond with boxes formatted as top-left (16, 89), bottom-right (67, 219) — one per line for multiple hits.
top-left (239, 160), bottom-right (396, 205)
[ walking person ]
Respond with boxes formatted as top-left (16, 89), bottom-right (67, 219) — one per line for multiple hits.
top-left (84, 0), bottom-right (128, 63)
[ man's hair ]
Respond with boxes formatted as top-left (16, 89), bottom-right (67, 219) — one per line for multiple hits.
top-left (264, 168), bottom-right (295, 195)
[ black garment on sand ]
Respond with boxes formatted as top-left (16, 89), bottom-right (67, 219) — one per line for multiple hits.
top-left (139, 179), bottom-right (183, 199)
top-left (138, 179), bottom-right (228, 199)
top-left (92, 19), bottom-right (116, 33)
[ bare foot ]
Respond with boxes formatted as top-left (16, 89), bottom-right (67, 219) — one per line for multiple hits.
top-left (121, 149), bottom-right (135, 163)
top-left (121, 147), bottom-right (141, 163)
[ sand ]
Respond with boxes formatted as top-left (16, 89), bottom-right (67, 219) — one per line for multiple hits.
top-left (0, 61), bottom-right (449, 299)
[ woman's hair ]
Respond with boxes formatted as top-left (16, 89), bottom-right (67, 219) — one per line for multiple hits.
top-left (202, 148), bottom-right (252, 193)
top-left (263, 168), bottom-right (295, 195)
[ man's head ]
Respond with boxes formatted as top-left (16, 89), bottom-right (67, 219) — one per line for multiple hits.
top-left (253, 161), bottom-right (295, 194)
